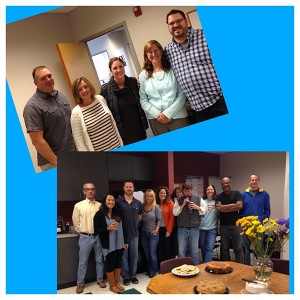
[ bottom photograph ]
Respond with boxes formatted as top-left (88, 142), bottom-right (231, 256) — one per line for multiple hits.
top-left (57, 151), bottom-right (290, 294)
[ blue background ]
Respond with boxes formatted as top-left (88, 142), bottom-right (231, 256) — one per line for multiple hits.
top-left (6, 6), bottom-right (294, 294)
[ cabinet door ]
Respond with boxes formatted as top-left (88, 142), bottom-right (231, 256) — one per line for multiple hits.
top-left (57, 152), bottom-right (81, 201)
top-left (58, 237), bottom-right (79, 285)
top-left (78, 152), bottom-right (109, 201)
top-left (132, 156), bottom-right (154, 181)
top-left (107, 153), bottom-right (132, 181)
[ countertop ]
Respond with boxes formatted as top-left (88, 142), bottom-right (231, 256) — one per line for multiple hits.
top-left (57, 233), bottom-right (79, 239)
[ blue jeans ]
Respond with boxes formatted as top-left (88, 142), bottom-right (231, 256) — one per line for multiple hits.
top-left (141, 231), bottom-right (159, 274)
top-left (177, 227), bottom-right (199, 264)
top-left (219, 225), bottom-right (244, 263)
top-left (121, 237), bottom-right (139, 279)
top-left (199, 228), bottom-right (217, 262)
top-left (77, 234), bottom-right (104, 284)
top-left (242, 235), bottom-right (251, 265)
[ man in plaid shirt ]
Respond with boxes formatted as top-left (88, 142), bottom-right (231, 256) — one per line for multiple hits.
top-left (165, 9), bottom-right (228, 124)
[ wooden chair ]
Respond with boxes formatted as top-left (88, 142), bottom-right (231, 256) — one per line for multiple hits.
top-left (160, 257), bottom-right (195, 274)
top-left (270, 258), bottom-right (289, 275)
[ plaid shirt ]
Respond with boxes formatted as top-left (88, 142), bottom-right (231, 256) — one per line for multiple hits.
top-left (165, 28), bottom-right (223, 111)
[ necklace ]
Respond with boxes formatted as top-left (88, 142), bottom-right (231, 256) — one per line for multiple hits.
top-left (154, 70), bottom-right (165, 81)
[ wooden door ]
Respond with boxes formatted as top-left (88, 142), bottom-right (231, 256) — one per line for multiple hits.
top-left (56, 42), bottom-right (100, 94)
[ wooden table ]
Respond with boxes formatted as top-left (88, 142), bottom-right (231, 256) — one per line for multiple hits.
top-left (147, 261), bottom-right (289, 294)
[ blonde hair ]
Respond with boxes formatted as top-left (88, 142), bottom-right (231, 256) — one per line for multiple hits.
top-left (143, 189), bottom-right (156, 209)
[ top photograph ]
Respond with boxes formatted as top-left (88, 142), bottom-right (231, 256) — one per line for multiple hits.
top-left (7, 6), bottom-right (228, 173)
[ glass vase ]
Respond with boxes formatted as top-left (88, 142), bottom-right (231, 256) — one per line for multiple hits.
top-left (253, 255), bottom-right (273, 282)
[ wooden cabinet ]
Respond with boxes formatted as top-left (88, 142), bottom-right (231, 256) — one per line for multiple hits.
top-left (57, 152), bottom-right (109, 201)
top-left (107, 153), bottom-right (154, 181)
top-left (57, 152), bottom-right (81, 201)
top-left (57, 236), bottom-right (96, 289)
top-left (58, 152), bottom-right (154, 201)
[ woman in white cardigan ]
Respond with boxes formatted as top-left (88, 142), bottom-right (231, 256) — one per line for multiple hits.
top-left (71, 77), bottom-right (123, 151)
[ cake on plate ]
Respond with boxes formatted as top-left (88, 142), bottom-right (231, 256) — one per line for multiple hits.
top-left (195, 280), bottom-right (227, 294)
top-left (206, 262), bottom-right (232, 273)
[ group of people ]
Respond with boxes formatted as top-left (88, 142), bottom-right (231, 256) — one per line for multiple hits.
top-left (23, 9), bottom-right (228, 171)
top-left (71, 173), bottom-right (270, 294)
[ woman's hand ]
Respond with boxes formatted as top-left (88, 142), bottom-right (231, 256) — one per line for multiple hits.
top-left (165, 232), bottom-right (171, 238)
top-left (157, 112), bottom-right (171, 124)
top-left (108, 221), bottom-right (118, 231)
top-left (124, 243), bottom-right (129, 249)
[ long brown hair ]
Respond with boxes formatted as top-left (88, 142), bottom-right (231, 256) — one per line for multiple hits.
top-left (142, 40), bottom-right (171, 79)
top-left (156, 186), bottom-right (171, 204)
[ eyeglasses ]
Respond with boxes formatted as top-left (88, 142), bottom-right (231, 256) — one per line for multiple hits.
top-left (84, 188), bottom-right (95, 192)
top-left (168, 18), bottom-right (184, 27)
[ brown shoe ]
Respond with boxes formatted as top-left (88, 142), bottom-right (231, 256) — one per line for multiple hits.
top-left (97, 280), bottom-right (107, 288)
top-left (76, 284), bottom-right (84, 294)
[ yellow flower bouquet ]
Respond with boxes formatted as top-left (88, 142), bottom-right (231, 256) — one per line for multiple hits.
top-left (236, 216), bottom-right (289, 258)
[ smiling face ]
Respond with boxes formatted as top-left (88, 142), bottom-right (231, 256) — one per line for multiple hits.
top-left (249, 175), bottom-right (260, 190)
top-left (78, 80), bottom-right (92, 103)
top-left (34, 68), bottom-right (54, 94)
top-left (167, 13), bottom-right (189, 41)
top-left (159, 189), bottom-right (167, 202)
top-left (221, 177), bottom-right (231, 194)
top-left (83, 183), bottom-right (96, 201)
top-left (206, 185), bottom-right (215, 199)
top-left (110, 60), bottom-right (125, 81)
top-left (146, 44), bottom-right (163, 65)
top-left (105, 194), bottom-right (115, 209)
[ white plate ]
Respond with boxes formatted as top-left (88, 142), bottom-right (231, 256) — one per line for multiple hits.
top-left (171, 267), bottom-right (200, 277)
top-left (241, 289), bottom-right (274, 294)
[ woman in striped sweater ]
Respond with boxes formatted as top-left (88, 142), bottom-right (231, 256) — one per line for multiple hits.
top-left (71, 77), bottom-right (123, 151)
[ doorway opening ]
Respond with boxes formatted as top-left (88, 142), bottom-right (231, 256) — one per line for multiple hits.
top-left (86, 23), bottom-right (141, 86)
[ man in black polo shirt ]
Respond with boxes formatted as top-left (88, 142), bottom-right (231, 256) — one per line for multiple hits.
top-left (216, 177), bottom-right (244, 263)
top-left (116, 181), bottom-right (143, 286)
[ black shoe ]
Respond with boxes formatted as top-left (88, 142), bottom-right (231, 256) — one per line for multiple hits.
top-left (149, 273), bottom-right (156, 278)
top-left (131, 277), bottom-right (139, 284)
top-left (123, 278), bottom-right (130, 286)
top-left (146, 271), bottom-right (150, 276)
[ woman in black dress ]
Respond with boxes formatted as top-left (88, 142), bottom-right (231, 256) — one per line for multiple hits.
top-left (101, 57), bottom-right (148, 145)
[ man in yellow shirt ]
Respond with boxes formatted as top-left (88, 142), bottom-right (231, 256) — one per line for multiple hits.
top-left (72, 182), bottom-right (106, 293)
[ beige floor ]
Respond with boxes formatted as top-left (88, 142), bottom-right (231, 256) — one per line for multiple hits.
top-left (57, 272), bottom-right (151, 294)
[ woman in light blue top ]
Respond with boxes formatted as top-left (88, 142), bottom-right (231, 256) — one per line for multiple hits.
top-left (199, 184), bottom-right (219, 262)
top-left (139, 40), bottom-right (189, 136)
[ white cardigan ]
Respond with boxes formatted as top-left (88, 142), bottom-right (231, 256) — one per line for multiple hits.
top-left (71, 95), bottom-right (123, 151)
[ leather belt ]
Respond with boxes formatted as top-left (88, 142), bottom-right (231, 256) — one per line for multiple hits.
top-left (81, 232), bottom-right (97, 236)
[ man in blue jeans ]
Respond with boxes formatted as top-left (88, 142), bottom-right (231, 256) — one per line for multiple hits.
top-left (72, 182), bottom-right (106, 294)
top-left (173, 182), bottom-right (207, 264)
top-left (116, 181), bottom-right (143, 286)
top-left (216, 177), bottom-right (244, 263)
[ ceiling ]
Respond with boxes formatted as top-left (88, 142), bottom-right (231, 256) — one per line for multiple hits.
top-left (45, 7), bottom-right (78, 14)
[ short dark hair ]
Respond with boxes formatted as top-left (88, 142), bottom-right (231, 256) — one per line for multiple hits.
top-left (123, 181), bottom-right (135, 187)
top-left (182, 182), bottom-right (193, 190)
top-left (32, 66), bottom-right (49, 79)
top-left (166, 9), bottom-right (186, 24)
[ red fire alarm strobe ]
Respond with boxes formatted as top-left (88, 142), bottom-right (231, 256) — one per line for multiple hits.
top-left (133, 6), bottom-right (142, 17)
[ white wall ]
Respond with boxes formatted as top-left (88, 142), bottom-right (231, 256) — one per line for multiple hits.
top-left (219, 152), bottom-right (289, 259)
top-left (6, 6), bottom-right (198, 172)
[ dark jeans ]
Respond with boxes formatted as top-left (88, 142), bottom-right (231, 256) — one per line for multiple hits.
top-left (192, 95), bottom-right (228, 123)
top-left (157, 227), bottom-right (174, 269)
top-left (219, 225), bottom-right (244, 263)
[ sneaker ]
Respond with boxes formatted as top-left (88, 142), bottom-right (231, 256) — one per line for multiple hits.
top-left (131, 277), bottom-right (139, 284)
top-left (123, 278), bottom-right (130, 286)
